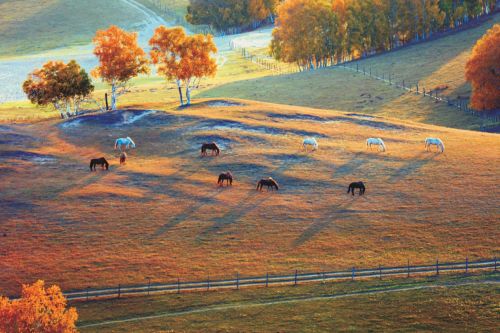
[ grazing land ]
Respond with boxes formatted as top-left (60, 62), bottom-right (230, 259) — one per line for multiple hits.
top-left (0, 100), bottom-right (498, 296)
top-left (75, 273), bottom-right (500, 332)
top-left (0, 0), bottom-right (154, 57)
top-left (200, 13), bottom-right (500, 130)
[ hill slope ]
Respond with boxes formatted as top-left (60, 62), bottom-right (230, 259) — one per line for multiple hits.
top-left (0, 0), bottom-right (152, 57)
top-left (0, 100), bottom-right (498, 295)
top-left (198, 13), bottom-right (500, 130)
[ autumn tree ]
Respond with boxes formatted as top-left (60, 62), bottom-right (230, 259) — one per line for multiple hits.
top-left (0, 280), bottom-right (78, 333)
top-left (22, 60), bottom-right (94, 119)
top-left (186, 0), bottom-right (277, 32)
top-left (465, 24), bottom-right (500, 111)
top-left (149, 26), bottom-right (217, 106)
top-left (92, 25), bottom-right (150, 111)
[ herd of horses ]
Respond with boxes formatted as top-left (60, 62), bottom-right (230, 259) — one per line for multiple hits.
top-left (89, 135), bottom-right (445, 195)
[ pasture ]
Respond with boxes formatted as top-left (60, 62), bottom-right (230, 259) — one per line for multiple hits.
top-left (0, 0), bottom-right (155, 57)
top-left (75, 272), bottom-right (500, 332)
top-left (0, 99), bottom-right (498, 296)
top-left (200, 13), bottom-right (500, 131)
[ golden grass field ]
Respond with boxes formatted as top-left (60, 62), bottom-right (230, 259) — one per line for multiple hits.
top-left (0, 99), bottom-right (498, 296)
top-left (75, 272), bottom-right (499, 332)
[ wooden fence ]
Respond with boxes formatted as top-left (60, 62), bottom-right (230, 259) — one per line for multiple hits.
top-left (63, 257), bottom-right (497, 301)
top-left (334, 62), bottom-right (500, 124)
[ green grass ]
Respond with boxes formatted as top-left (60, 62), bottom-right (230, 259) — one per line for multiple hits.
top-left (76, 272), bottom-right (499, 332)
top-left (199, 13), bottom-right (500, 131)
top-left (0, 0), bottom-right (150, 57)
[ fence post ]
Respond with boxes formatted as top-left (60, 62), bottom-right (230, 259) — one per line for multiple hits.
top-left (416, 83), bottom-right (419, 94)
top-left (389, 74), bottom-right (392, 85)
top-left (236, 272), bottom-right (239, 290)
top-left (294, 270), bottom-right (298, 286)
top-left (495, 257), bottom-right (497, 271)
top-left (436, 259), bottom-right (439, 276)
top-left (402, 80), bottom-right (405, 89)
top-left (118, 284), bottom-right (121, 299)
top-left (379, 265), bottom-right (382, 280)
top-left (423, 88), bottom-right (426, 96)
top-left (147, 277), bottom-right (151, 296)
top-left (266, 273), bottom-right (269, 287)
top-left (407, 259), bottom-right (410, 278)
top-left (356, 63), bottom-right (359, 72)
top-left (177, 278), bottom-right (180, 294)
top-left (352, 267), bottom-right (355, 281)
top-left (207, 275), bottom-right (210, 291)
top-left (86, 286), bottom-right (90, 301)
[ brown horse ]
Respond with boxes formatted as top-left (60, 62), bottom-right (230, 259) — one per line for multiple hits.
top-left (120, 152), bottom-right (127, 165)
top-left (217, 172), bottom-right (233, 186)
top-left (347, 181), bottom-right (365, 196)
top-left (201, 142), bottom-right (220, 156)
top-left (90, 157), bottom-right (109, 171)
top-left (256, 177), bottom-right (279, 191)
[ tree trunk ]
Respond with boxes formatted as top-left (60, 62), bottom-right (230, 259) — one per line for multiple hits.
top-left (111, 83), bottom-right (117, 111)
top-left (176, 80), bottom-right (184, 106)
top-left (186, 86), bottom-right (191, 105)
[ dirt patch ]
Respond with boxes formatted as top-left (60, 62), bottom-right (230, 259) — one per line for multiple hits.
top-left (0, 150), bottom-right (56, 164)
top-left (205, 100), bottom-right (245, 108)
top-left (59, 110), bottom-right (195, 129)
top-left (197, 119), bottom-right (328, 138)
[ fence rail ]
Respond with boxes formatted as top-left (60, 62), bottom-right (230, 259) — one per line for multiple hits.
top-left (62, 257), bottom-right (497, 301)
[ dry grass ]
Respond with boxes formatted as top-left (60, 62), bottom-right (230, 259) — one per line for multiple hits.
top-left (74, 273), bottom-right (499, 332)
top-left (0, 99), bottom-right (499, 296)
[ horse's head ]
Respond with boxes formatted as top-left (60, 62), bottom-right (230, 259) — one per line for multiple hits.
top-left (127, 137), bottom-right (136, 148)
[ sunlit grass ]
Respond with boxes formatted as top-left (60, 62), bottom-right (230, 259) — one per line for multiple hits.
top-left (1, 100), bottom-right (498, 296)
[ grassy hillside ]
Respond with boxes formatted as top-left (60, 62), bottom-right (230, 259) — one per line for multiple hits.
top-left (199, 13), bottom-right (500, 130)
top-left (0, 100), bottom-right (498, 296)
top-left (0, 0), bottom-right (149, 57)
top-left (75, 273), bottom-right (499, 332)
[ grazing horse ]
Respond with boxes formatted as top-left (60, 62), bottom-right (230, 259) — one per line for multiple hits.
top-left (217, 172), bottom-right (233, 186)
top-left (347, 181), bottom-right (365, 196)
top-left (115, 137), bottom-right (136, 152)
top-left (256, 177), bottom-right (279, 191)
top-left (425, 137), bottom-right (445, 153)
top-left (201, 142), bottom-right (220, 156)
top-left (366, 138), bottom-right (386, 152)
top-left (303, 137), bottom-right (318, 151)
top-left (120, 152), bottom-right (127, 165)
top-left (90, 157), bottom-right (109, 171)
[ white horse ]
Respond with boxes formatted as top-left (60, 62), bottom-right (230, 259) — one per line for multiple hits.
top-left (425, 137), bottom-right (445, 153)
top-left (115, 137), bottom-right (136, 151)
top-left (303, 137), bottom-right (318, 151)
top-left (366, 138), bottom-right (386, 152)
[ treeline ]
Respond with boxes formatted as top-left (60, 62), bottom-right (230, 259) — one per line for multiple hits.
top-left (186, 0), bottom-right (279, 33)
top-left (271, 0), bottom-right (498, 70)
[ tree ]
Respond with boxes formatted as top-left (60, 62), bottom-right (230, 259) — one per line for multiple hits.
top-left (465, 24), bottom-right (500, 111)
top-left (149, 26), bottom-right (217, 106)
top-left (0, 280), bottom-right (78, 333)
top-left (22, 60), bottom-right (94, 119)
top-left (92, 25), bottom-right (150, 111)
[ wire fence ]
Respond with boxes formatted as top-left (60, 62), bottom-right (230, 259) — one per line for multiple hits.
top-left (62, 257), bottom-right (498, 301)
top-left (334, 62), bottom-right (500, 124)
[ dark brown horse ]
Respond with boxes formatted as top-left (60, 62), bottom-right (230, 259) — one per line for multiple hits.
top-left (201, 142), bottom-right (220, 156)
top-left (120, 152), bottom-right (127, 165)
top-left (347, 181), bottom-right (365, 195)
top-left (257, 177), bottom-right (279, 191)
top-left (90, 157), bottom-right (109, 171)
top-left (217, 171), bottom-right (233, 186)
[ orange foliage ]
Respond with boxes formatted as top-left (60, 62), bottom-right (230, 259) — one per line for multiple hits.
top-left (465, 24), bottom-right (500, 111)
top-left (0, 281), bottom-right (77, 333)
top-left (149, 26), bottom-right (217, 105)
top-left (92, 25), bottom-right (149, 110)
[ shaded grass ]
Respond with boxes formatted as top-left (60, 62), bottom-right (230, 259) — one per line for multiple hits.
top-left (0, 0), bottom-right (151, 57)
top-left (74, 272), bottom-right (500, 332)
top-left (0, 100), bottom-right (498, 296)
